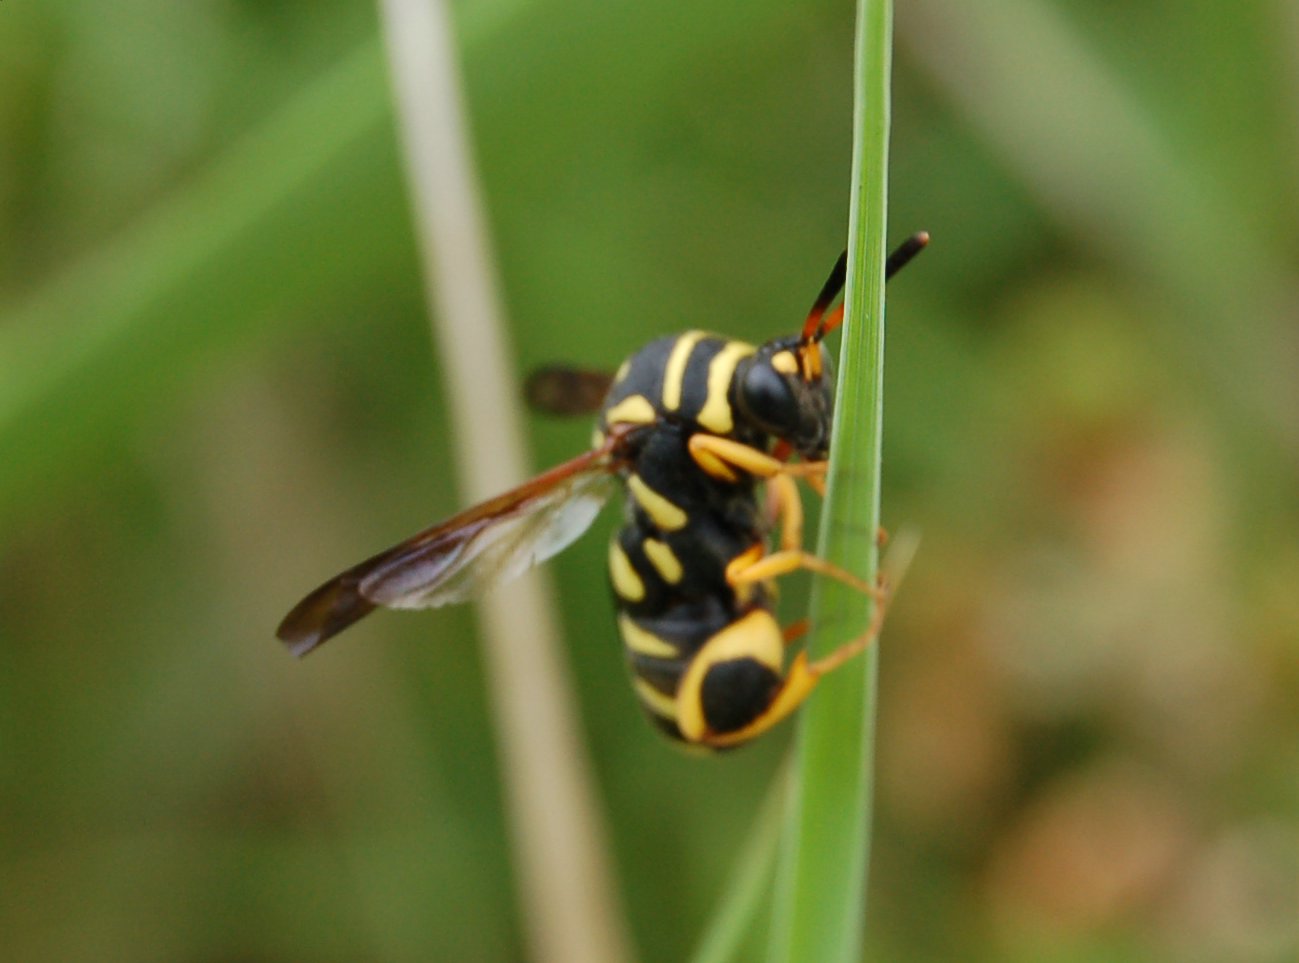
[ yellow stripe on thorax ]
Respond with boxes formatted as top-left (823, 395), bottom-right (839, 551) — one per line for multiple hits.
top-left (603, 394), bottom-right (657, 426)
top-left (627, 475), bottom-right (688, 531)
top-left (661, 331), bottom-right (706, 411)
top-left (696, 340), bottom-right (755, 434)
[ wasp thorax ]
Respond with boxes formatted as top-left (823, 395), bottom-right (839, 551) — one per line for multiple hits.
top-left (735, 337), bottom-right (834, 460)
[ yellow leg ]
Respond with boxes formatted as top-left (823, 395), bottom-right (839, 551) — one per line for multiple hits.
top-left (806, 586), bottom-right (891, 677)
top-left (804, 529), bottom-right (917, 678)
top-left (705, 579), bottom-right (895, 748)
top-left (727, 549), bottom-right (885, 602)
top-left (688, 434), bottom-right (827, 483)
top-left (702, 584), bottom-right (896, 749)
top-left (767, 473), bottom-right (804, 552)
top-left (704, 532), bottom-right (918, 749)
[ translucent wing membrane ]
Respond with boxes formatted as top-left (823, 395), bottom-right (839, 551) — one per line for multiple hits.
top-left (524, 366), bottom-right (615, 416)
top-left (277, 440), bottom-right (625, 657)
top-left (362, 468), bottom-right (615, 608)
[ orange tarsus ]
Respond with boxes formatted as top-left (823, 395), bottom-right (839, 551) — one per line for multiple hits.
top-left (782, 618), bottom-right (810, 645)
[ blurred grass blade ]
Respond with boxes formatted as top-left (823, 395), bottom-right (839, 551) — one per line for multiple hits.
top-left (0, 4), bottom-right (524, 531)
top-left (0, 41), bottom-right (391, 525)
top-left (898, 0), bottom-right (1299, 462)
top-left (376, 1), bottom-right (634, 961)
top-left (767, 0), bottom-right (893, 961)
top-left (688, 759), bottom-right (790, 963)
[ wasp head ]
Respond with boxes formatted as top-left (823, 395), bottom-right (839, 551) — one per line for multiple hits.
top-left (735, 335), bottom-right (835, 460)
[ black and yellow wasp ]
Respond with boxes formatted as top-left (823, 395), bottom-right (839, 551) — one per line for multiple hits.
top-left (277, 235), bottom-right (927, 749)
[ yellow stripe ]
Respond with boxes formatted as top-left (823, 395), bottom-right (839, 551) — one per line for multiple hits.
top-left (618, 613), bottom-right (678, 658)
top-left (627, 474), bottom-right (687, 531)
top-left (662, 331), bottom-right (705, 411)
top-left (704, 653), bottom-right (820, 749)
top-left (608, 541), bottom-right (645, 602)
top-left (697, 341), bottom-right (755, 434)
top-left (641, 538), bottom-right (683, 584)
top-left (613, 359), bottom-right (631, 384)
top-left (603, 394), bottom-right (657, 426)
top-left (634, 677), bottom-right (678, 720)
top-left (676, 610), bottom-right (785, 742)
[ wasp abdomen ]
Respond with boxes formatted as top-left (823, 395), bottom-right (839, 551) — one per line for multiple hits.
top-left (698, 659), bottom-right (783, 734)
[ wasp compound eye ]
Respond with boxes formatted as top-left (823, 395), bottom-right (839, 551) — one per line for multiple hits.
top-left (737, 361), bottom-right (799, 436)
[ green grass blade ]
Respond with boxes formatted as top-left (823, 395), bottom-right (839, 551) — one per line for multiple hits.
top-left (766, 0), bottom-right (893, 960)
top-left (688, 760), bottom-right (790, 963)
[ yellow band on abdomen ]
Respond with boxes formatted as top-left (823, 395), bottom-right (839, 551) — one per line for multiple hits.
top-left (627, 475), bottom-right (688, 531)
top-left (608, 540), bottom-right (645, 602)
top-left (618, 613), bottom-right (678, 658)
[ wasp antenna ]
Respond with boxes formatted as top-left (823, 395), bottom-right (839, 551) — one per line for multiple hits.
top-left (801, 250), bottom-right (849, 342)
top-left (884, 230), bottom-right (929, 281)
top-left (809, 233), bottom-right (930, 342)
top-left (813, 304), bottom-right (846, 342)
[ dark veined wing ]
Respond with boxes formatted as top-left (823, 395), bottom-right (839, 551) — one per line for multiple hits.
top-left (524, 365), bottom-right (615, 416)
top-left (277, 435), bottom-right (628, 657)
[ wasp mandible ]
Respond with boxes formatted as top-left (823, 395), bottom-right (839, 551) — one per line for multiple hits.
top-left (278, 234), bottom-right (927, 749)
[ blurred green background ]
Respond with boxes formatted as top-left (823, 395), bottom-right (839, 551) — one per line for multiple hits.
top-left (3, 0), bottom-right (1298, 960)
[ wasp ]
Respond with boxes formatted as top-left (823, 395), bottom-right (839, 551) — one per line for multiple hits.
top-left (278, 234), bottom-right (927, 749)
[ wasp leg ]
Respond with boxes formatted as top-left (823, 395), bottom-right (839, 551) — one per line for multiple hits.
top-left (768, 473), bottom-right (804, 552)
top-left (703, 533), bottom-right (917, 749)
top-left (805, 584), bottom-right (893, 677)
top-left (769, 475), bottom-right (887, 558)
top-left (687, 434), bottom-right (827, 485)
top-left (782, 618), bottom-right (810, 645)
top-left (802, 529), bottom-right (918, 677)
top-left (748, 469), bottom-right (876, 598)
top-left (765, 477), bottom-right (886, 552)
top-left (731, 447), bottom-right (889, 603)
top-left (726, 549), bottom-right (886, 602)
top-left (701, 584), bottom-right (897, 750)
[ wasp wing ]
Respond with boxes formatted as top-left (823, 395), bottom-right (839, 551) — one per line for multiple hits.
top-left (361, 466), bottom-right (615, 608)
top-left (524, 365), bottom-right (615, 416)
top-left (277, 443), bottom-right (622, 657)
